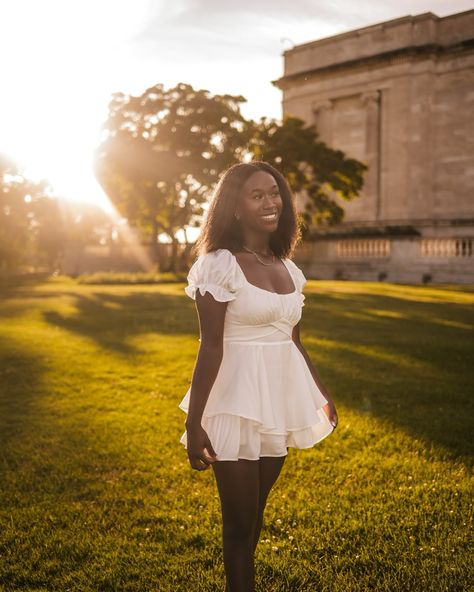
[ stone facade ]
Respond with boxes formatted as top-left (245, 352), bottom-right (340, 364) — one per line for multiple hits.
top-left (274, 10), bottom-right (474, 284)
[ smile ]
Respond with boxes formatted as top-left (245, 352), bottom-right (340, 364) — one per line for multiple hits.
top-left (260, 213), bottom-right (278, 221)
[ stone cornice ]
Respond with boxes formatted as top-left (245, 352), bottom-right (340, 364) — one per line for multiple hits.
top-left (282, 12), bottom-right (440, 56)
top-left (308, 225), bottom-right (421, 239)
top-left (273, 39), bottom-right (474, 89)
top-left (305, 218), bottom-right (474, 240)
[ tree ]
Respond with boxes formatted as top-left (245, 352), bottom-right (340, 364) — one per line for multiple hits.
top-left (30, 196), bottom-right (66, 271)
top-left (247, 116), bottom-right (367, 234)
top-left (0, 153), bottom-right (63, 273)
top-left (94, 83), bottom-right (251, 271)
top-left (95, 82), bottom-right (367, 271)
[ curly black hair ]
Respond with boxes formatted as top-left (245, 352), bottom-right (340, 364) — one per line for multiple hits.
top-left (193, 161), bottom-right (301, 259)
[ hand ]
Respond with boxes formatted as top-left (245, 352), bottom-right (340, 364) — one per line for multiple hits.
top-left (185, 423), bottom-right (218, 471)
top-left (323, 402), bottom-right (338, 430)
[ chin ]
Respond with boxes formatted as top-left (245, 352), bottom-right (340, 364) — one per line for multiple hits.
top-left (258, 225), bottom-right (278, 234)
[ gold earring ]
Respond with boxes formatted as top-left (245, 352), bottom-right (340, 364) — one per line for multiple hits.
top-left (234, 212), bottom-right (240, 220)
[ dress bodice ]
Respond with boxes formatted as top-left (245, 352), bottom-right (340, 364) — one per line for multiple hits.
top-left (185, 248), bottom-right (307, 342)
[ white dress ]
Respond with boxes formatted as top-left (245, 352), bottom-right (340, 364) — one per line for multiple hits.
top-left (178, 248), bottom-right (334, 461)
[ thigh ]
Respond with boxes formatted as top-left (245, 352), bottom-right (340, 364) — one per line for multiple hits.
top-left (258, 455), bottom-right (286, 508)
top-left (212, 459), bottom-right (260, 531)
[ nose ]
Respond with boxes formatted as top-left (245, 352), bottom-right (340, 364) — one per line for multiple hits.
top-left (262, 193), bottom-right (276, 208)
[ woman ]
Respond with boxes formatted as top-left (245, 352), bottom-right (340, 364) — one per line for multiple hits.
top-left (178, 161), bottom-right (338, 592)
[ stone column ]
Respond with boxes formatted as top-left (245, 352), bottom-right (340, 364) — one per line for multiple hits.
top-left (361, 91), bottom-right (382, 220)
top-left (312, 100), bottom-right (333, 146)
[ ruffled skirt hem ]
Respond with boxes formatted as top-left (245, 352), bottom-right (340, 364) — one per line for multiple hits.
top-left (179, 410), bottom-right (334, 461)
top-left (178, 339), bottom-right (335, 461)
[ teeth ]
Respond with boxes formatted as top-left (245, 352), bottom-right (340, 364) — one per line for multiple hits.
top-left (261, 213), bottom-right (277, 220)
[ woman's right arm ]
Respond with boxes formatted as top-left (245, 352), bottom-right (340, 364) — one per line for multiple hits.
top-left (185, 290), bottom-right (228, 471)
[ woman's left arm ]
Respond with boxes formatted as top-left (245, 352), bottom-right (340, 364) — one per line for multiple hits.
top-left (291, 322), bottom-right (338, 428)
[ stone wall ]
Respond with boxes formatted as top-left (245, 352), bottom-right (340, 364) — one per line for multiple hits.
top-left (295, 235), bottom-right (473, 284)
top-left (275, 10), bottom-right (474, 283)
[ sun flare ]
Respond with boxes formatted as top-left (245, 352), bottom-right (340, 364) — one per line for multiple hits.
top-left (0, 0), bottom-right (150, 211)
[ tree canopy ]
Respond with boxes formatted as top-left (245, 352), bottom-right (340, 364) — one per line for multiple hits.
top-left (94, 83), bottom-right (252, 269)
top-left (95, 82), bottom-right (367, 269)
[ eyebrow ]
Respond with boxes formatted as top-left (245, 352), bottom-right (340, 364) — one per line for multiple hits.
top-left (250, 184), bottom-right (279, 194)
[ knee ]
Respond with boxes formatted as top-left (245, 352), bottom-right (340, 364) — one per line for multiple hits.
top-left (222, 515), bottom-right (258, 542)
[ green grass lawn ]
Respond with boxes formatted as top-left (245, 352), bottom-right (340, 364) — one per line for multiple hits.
top-left (0, 275), bottom-right (472, 592)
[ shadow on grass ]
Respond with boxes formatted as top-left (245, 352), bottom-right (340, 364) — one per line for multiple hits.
top-left (0, 272), bottom-right (52, 300)
top-left (1, 279), bottom-right (473, 589)
top-left (301, 288), bottom-right (474, 461)
top-left (0, 336), bottom-right (46, 448)
top-left (39, 281), bottom-right (474, 460)
top-left (4, 279), bottom-right (473, 462)
top-left (0, 333), bottom-right (181, 590)
top-left (40, 289), bottom-right (198, 354)
top-left (0, 333), bottom-right (128, 480)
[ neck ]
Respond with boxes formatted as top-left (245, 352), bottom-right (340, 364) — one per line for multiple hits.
top-left (241, 231), bottom-right (271, 254)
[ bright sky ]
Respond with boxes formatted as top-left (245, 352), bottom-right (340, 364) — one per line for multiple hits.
top-left (0, 0), bottom-right (472, 214)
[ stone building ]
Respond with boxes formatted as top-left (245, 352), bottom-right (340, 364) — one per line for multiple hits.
top-left (274, 9), bottom-right (474, 283)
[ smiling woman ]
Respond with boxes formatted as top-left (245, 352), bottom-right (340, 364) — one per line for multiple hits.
top-left (179, 160), bottom-right (338, 591)
top-left (0, 0), bottom-right (149, 210)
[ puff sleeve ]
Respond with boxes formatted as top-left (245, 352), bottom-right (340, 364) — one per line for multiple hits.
top-left (284, 258), bottom-right (307, 307)
top-left (184, 249), bottom-right (244, 302)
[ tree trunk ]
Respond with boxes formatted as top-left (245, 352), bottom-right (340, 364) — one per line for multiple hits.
top-left (170, 237), bottom-right (179, 273)
top-left (151, 219), bottom-right (160, 271)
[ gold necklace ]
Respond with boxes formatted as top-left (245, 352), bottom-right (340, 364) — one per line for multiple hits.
top-left (242, 245), bottom-right (276, 266)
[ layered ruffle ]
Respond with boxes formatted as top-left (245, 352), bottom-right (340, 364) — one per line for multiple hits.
top-left (179, 340), bottom-right (334, 461)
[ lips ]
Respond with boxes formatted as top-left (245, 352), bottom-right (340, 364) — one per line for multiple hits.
top-left (261, 212), bottom-right (278, 221)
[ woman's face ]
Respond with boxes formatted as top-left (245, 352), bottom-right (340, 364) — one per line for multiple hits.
top-left (236, 170), bottom-right (283, 234)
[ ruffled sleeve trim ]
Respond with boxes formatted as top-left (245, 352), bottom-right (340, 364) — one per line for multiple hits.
top-left (184, 283), bottom-right (237, 302)
top-left (185, 249), bottom-right (244, 302)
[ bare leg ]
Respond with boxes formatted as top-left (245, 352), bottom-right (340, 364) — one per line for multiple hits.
top-left (252, 455), bottom-right (287, 552)
top-left (212, 459), bottom-right (260, 592)
top-left (216, 455), bottom-right (287, 592)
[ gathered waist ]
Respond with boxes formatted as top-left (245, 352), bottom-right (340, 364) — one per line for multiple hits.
top-left (197, 320), bottom-right (296, 345)
top-left (222, 321), bottom-right (294, 345)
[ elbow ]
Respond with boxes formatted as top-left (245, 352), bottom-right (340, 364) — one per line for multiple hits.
top-left (199, 338), bottom-right (224, 357)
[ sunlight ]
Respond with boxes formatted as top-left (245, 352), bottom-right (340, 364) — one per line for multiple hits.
top-left (0, 0), bottom-right (149, 210)
top-left (0, 0), bottom-right (163, 262)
